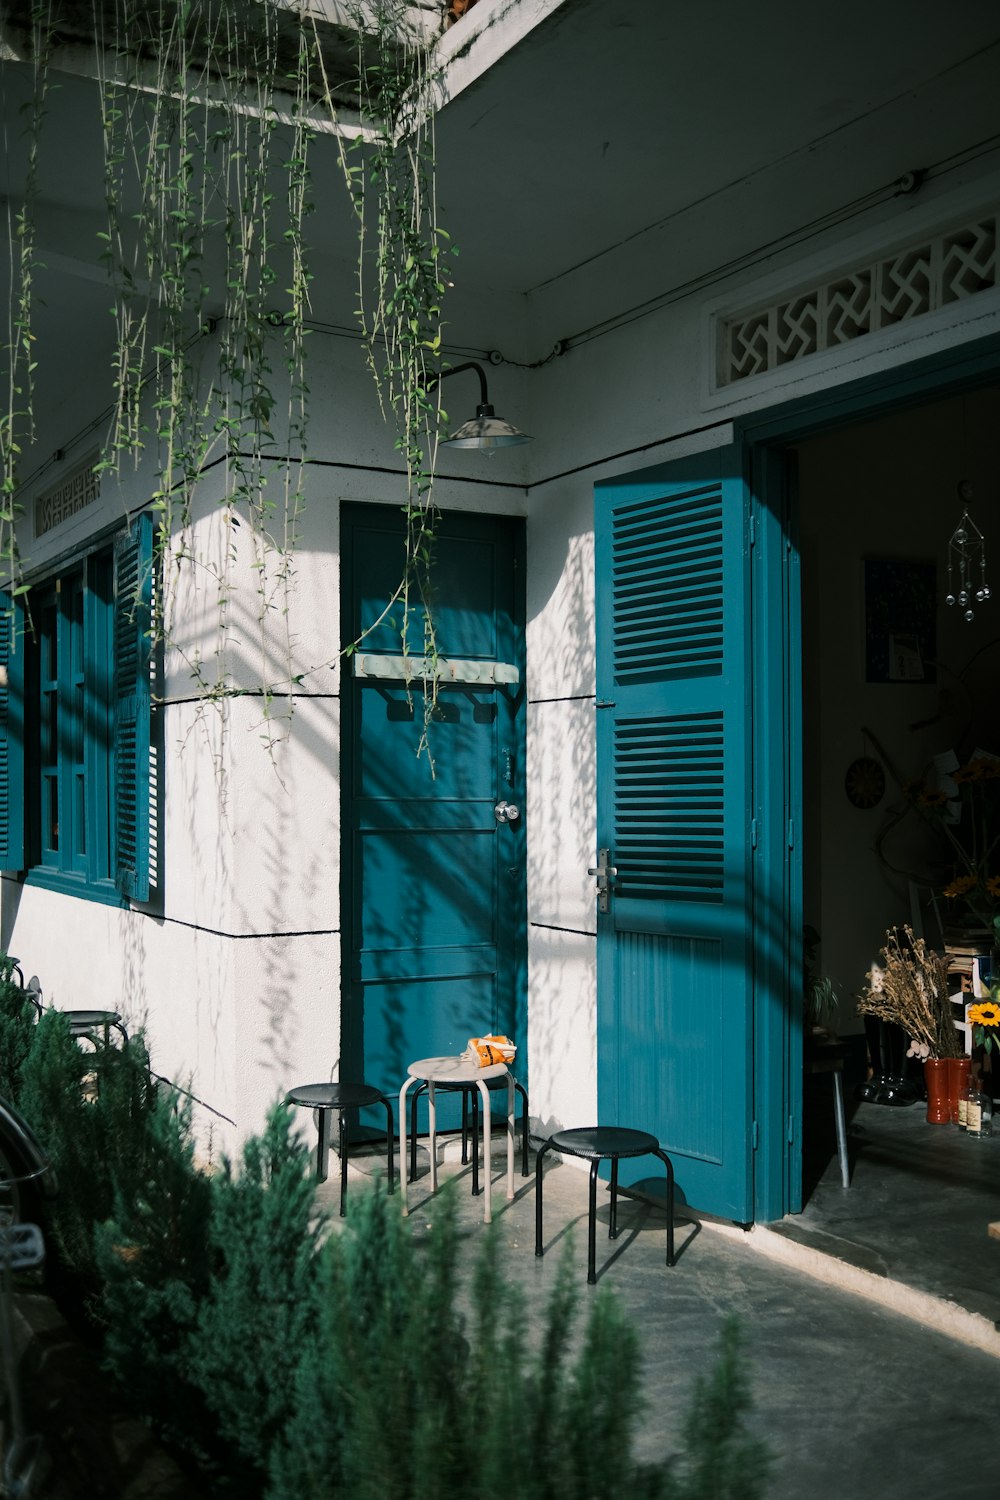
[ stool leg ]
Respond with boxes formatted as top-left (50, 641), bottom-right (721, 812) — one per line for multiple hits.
top-left (428, 1082), bottom-right (438, 1192)
top-left (461, 1089), bottom-right (470, 1165)
top-left (654, 1150), bottom-right (676, 1267)
top-left (410, 1083), bottom-right (425, 1183)
top-left (383, 1097), bottom-right (395, 1195)
top-left (470, 1087), bottom-right (480, 1197)
top-left (504, 1073), bottom-right (515, 1202)
top-left (399, 1078), bottom-right (413, 1216)
top-left (535, 1141), bottom-right (552, 1257)
top-left (587, 1160), bottom-right (599, 1284)
top-left (339, 1109), bottom-right (348, 1218)
top-left (515, 1081), bottom-right (529, 1177)
top-left (832, 1071), bottom-right (850, 1189)
top-left (479, 1079), bottom-right (493, 1223)
top-left (609, 1156), bottom-right (619, 1240)
top-left (316, 1108), bottom-right (330, 1183)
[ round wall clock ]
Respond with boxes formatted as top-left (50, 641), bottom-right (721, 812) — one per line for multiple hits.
top-left (845, 756), bottom-right (885, 810)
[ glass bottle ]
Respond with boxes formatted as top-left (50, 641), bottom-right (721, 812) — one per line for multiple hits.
top-left (966, 1076), bottom-right (993, 1139)
top-left (957, 1079), bottom-right (970, 1132)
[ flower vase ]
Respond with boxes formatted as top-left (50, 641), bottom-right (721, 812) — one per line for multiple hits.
top-left (946, 1056), bottom-right (971, 1124)
top-left (923, 1058), bottom-right (951, 1124)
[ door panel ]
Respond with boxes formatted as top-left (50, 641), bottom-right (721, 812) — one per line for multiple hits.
top-left (342, 506), bottom-right (526, 1123)
top-left (595, 446), bottom-right (753, 1222)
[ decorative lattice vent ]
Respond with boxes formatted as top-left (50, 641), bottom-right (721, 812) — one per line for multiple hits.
top-left (34, 458), bottom-right (99, 537)
top-left (720, 213), bottom-right (998, 385)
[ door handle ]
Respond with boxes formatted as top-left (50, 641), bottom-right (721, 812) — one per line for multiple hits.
top-left (587, 848), bottom-right (618, 913)
top-left (495, 800), bottom-right (520, 824)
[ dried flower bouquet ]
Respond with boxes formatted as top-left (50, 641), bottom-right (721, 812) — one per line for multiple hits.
top-left (857, 925), bottom-right (962, 1061)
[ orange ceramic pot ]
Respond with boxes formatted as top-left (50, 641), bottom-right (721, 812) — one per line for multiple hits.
top-left (923, 1058), bottom-right (950, 1124)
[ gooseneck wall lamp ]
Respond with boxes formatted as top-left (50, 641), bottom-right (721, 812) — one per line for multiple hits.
top-left (427, 361), bottom-right (532, 451)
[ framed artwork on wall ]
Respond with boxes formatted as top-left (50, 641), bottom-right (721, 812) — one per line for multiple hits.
top-left (864, 559), bottom-right (937, 684)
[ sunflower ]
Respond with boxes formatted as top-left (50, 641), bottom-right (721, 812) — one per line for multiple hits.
top-left (943, 875), bottom-right (977, 898)
top-left (916, 788), bottom-right (949, 807)
top-left (969, 999), bottom-right (1000, 1055)
top-left (988, 876), bottom-right (1000, 899)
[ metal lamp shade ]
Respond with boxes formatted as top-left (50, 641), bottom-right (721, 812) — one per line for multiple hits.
top-left (441, 403), bottom-right (531, 450)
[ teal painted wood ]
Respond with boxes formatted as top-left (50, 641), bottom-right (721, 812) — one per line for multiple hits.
top-left (113, 513), bottom-right (153, 902)
top-left (736, 331), bottom-right (1000, 449)
top-left (735, 332), bottom-right (1000, 1219)
top-left (595, 445), bottom-right (753, 1223)
top-left (750, 448), bottom-right (803, 1222)
top-left (341, 505), bottom-right (527, 1118)
top-left (0, 593), bottom-right (25, 871)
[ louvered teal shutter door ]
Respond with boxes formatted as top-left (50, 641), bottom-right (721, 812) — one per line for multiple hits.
top-left (0, 594), bottom-right (25, 871)
top-left (595, 445), bottom-right (752, 1222)
top-left (113, 514), bottom-right (153, 901)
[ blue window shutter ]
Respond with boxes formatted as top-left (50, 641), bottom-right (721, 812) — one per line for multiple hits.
top-left (0, 594), bottom-right (25, 871)
top-left (113, 514), bottom-right (153, 901)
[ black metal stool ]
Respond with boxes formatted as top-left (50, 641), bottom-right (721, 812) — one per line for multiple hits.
top-left (534, 1126), bottom-right (675, 1284)
top-left (409, 1075), bottom-right (530, 1191)
top-left (20, 972), bottom-right (129, 1048)
top-left (61, 1009), bottom-right (129, 1047)
top-left (284, 1082), bottom-right (394, 1215)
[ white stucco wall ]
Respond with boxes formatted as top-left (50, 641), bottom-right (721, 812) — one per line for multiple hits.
top-left (4, 117), bottom-right (1000, 1151)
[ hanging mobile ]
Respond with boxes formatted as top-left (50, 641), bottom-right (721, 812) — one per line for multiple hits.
top-left (945, 481), bottom-right (991, 623)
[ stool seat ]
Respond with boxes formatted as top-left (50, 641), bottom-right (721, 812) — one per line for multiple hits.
top-left (18, 982), bottom-right (128, 1048)
top-left (535, 1124), bottom-right (675, 1283)
top-left (284, 1082), bottom-right (394, 1214)
top-left (63, 1010), bottom-right (129, 1046)
top-left (399, 1056), bottom-right (515, 1224)
top-left (286, 1082), bottom-right (384, 1111)
top-left (546, 1126), bottom-right (658, 1161)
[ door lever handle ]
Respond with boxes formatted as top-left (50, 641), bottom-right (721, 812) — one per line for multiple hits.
top-left (587, 848), bottom-right (617, 912)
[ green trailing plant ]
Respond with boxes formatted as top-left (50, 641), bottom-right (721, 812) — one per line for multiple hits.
top-left (320, 0), bottom-right (454, 764)
top-left (6, 0), bottom-right (454, 764)
top-left (93, 0), bottom-right (317, 757)
top-left (0, 0), bottom-right (51, 588)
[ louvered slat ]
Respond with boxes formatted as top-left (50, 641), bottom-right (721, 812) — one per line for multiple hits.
top-left (612, 486), bottom-right (723, 681)
top-left (614, 711), bottom-right (724, 902)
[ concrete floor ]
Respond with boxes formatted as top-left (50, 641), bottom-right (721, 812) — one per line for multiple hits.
top-left (326, 1101), bottom-right (1000, 1500)
top-left (771, 1092), bottom-right (1000, 1327)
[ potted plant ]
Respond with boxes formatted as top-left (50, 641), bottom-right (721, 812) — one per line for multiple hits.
top-left (804, 926), bottom-right (840, 1040)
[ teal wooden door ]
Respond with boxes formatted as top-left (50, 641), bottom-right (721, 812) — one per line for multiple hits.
top-left (341, 505), bottom-right (526, 1114)
top-left (594, 446), bottom-right (754, 1222)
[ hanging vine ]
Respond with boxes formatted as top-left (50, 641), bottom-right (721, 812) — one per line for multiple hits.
top-left (318, 0), bottom-right (453, 760)
top-left (1, 0), bottom-right (52, 605)
top-left (2, 0), bottom-right (452, 760)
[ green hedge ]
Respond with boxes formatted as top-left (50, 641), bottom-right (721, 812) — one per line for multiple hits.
top-left (1, 957), bottom-right (772, 1499)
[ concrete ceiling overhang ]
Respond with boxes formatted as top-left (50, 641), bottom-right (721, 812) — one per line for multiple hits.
top-left (2, 0), bottom-right (1000, 462)
top-left (429, 0), bottom-right (1000, 339)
